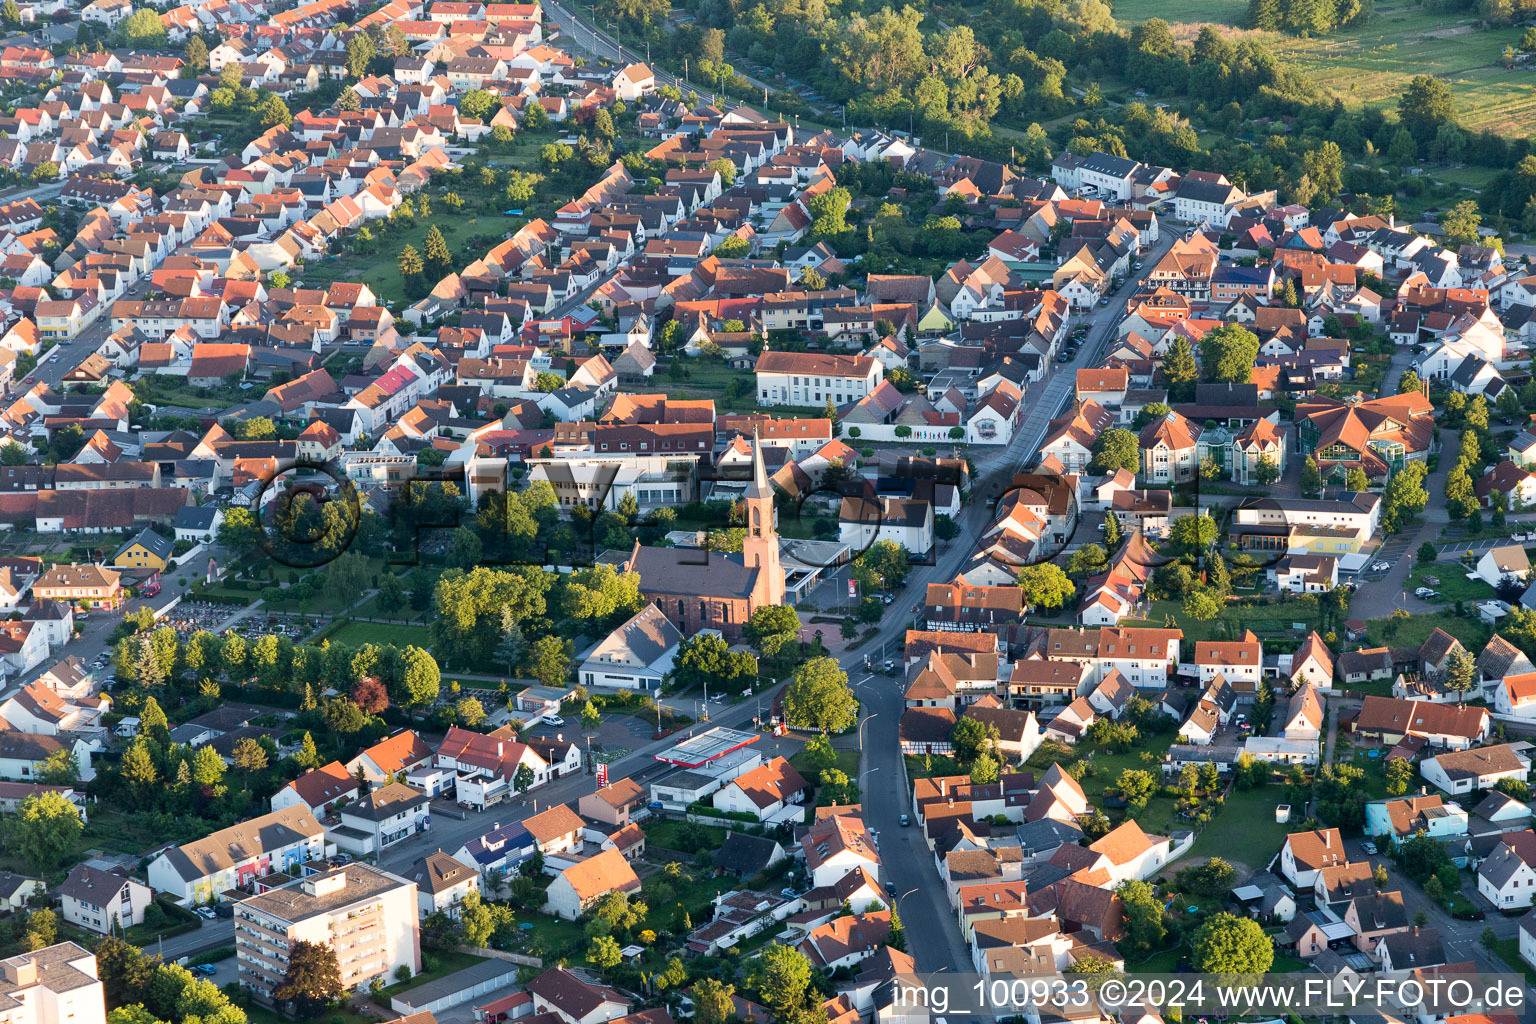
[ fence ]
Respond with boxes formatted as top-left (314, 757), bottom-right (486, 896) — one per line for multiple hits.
top-left (462, 946), bottom-right (543, 968)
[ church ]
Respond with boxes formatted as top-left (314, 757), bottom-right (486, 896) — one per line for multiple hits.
top-left (624, 433), bottom-right (786, 640)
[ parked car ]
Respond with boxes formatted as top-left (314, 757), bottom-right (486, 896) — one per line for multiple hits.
top-left (193, 964), bottom-right (217, 977)
top-left (899, 813), bottom-right (911, 827)
top-left (545, 715), bottom-right (565, 727)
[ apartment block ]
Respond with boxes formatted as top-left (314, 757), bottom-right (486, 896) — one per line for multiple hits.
top-left (234, 864), bottom-right (420, 1002)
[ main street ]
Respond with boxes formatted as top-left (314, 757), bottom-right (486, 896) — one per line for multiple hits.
top-left (840, 223), bottom-right (1179, 973)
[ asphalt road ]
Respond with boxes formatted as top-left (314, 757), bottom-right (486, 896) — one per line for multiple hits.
top-left (831, 223), bottom-right (1180, 974)
top-left (16, 274), bottom-right (154, 394)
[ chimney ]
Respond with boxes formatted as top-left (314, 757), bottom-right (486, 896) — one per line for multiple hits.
top-left (1420, 786), bottom-right (1427, 795)
top-left (940, 779), bottom-right (947, 796)
top-left (1323, 831), bottom-right (1330, 847)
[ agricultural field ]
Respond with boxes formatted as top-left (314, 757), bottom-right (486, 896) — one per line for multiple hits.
top-left (1108, 1), bottom-right (1536, 135)
top-left (1110, 0), bottom-right (1245, 26)
top-left (1274, 6), bottom-right (1528, 134)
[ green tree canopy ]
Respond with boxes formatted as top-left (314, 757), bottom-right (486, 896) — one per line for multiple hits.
top-left (782, 658), bottom-right (857, 733)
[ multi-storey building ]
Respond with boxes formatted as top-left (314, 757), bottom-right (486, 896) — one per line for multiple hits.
top-left (0, 942), bottom-right (106, 1024)
top-left (234, 865), bottom-right (420, 1002)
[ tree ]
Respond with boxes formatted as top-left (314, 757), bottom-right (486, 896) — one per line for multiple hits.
top-left (1374, 863), bottom-right (1390, 888)
top-left (756, 944), bottom-right (814, 1019)
top-left (1067, 544), bottom-right (1108, 577)
top-left (1441, 200), bottom-right (1483, 249)
top-left (274, 940), bottom-right (344, 1016)
top-left (119, 739), bottom-right (159, 795)
top-left (231, 736), bottom-right (268, 787)
top-left (1066, 956), bottom-right (1119, 975)
top-left (348, 674), bottom-right (387, 715)
top-left (746, 605), bottom-right (801, 662)
top-left (460, 88), bottom-right (499, 121)
top-left (424, 225), bottom-right (453, 276)
top-left (36, 748), bottom-right (78, 786)
top-left (398, 243), bottom-right (426, 284)
top-left (528, 634), bottom-right (572, 686)
top-left (1345, 467), bottom-right (1371, 493)
top-left (119, 8), bottom-right (167, 45)
top-left (294, 731), bottom-right (321, 770)
top-left (345, 31), bottom-right (377, 78)
top-left (1183, 588), bottom-right (1224, 622)
top-left (851, 540), bottom-right (910, 592)
top-left (258, 95), bottom-right (292, 129)
top-left (580, 701), bottom-right (602, 729)
top-left (1199, 323), bottom-right (1261, 383)
top-left (1090, 427), bottom-right (1141, 474)
top-left (7, 792), bottom-right (82, 873)
top-left (1117, 879), bottom-right (1166, 954)
top-left (1179, 857), bottom-right (1237, 896)
top-left (1303, 141), bottom-right (1345, 203)
top-left (1017, 563), bottom-right (1076, 610)
top-left (783, 658), bottom-right (857, 733)
top-left (0, 0), bottom-right (21, 28)
top-left (139, 696), bottom-right (169, 738)
top-left (457, 697), bottom-right (486, 727)
top-left (1399, 74), bottom-right (1456, 148)
top-left (950, 716), bottom-right (994, 763)
top-left (587, 935), bottom-right (622, 970)
top-left (693, 979), bottom-right (736, 1024)
top-left (674, 634), bottom-right (757, 693)
top-left (394, 645), bottom-right (441, 717)
top-left (1191, 912), bottom-right (1274, 973)
top-left (969, 751), bottom-right (1000, 784)
top-left (322, 697), bottom-right (367, 740)
top-left (1301, 457), bottom-right (1323, 497)
top-left (1444, 647), bottom-right (1476, 703)
top-left (190, 745), bottom-right (226, 788)
top-left (1117, 769), bottom-right (1157, 809)
top-left (1099, 513), bottom-right (1123, 551)
top-left (1161, 338), bottom-right (1200, 401)
top-left (1398, 370), bottom-right (1424, 395)
top-left (514, 763), bottom-right (536, 794)
top-left (808, 187), bottom-right (851, 241)
top-left (1383, 462), bottom-right (1430, 532)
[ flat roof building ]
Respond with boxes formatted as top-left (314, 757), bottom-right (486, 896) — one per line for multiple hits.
top-left (234, 864), bottom-right (420, 1003)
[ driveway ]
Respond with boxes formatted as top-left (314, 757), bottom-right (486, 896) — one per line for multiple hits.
top-left (1348, 430), bottom-right (1459, 620)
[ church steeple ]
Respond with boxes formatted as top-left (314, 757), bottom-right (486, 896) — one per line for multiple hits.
top-left (741, 430), bottom-right (785, 605)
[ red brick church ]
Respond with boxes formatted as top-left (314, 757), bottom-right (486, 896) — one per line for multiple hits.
top-left (625, 433), bottom-right (786, 639)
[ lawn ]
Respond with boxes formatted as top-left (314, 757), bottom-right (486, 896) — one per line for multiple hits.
top-left (1126, 596), bottom-right (1327, 644)
top-left (1362, 610), bottom-right (1492, 653)
top-left (323, 620), bottom-right (435, 649)
top-left (381, 949), bottom-right (488, 998)
top-left (1181, 784), bottom-right (1297, 875)
top-left (789, 748), bottom-right (861, 800)
top-left (133, 375), bottom-right (249, 411)
top-left (1487, 938), bottom-right (1536, 984)
top-left (1406, 563), bottom-right (1495, 607)
top-left (642, 869), bottom-right (736, 933)
top-left (905, 753), bottom-right (964, 779)
top-left (506, 911), bottom-right (586, 961)
top-left (297, 206), bottom-right (503, 306)
top-left (643, 819), bottom-right (727, 852)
